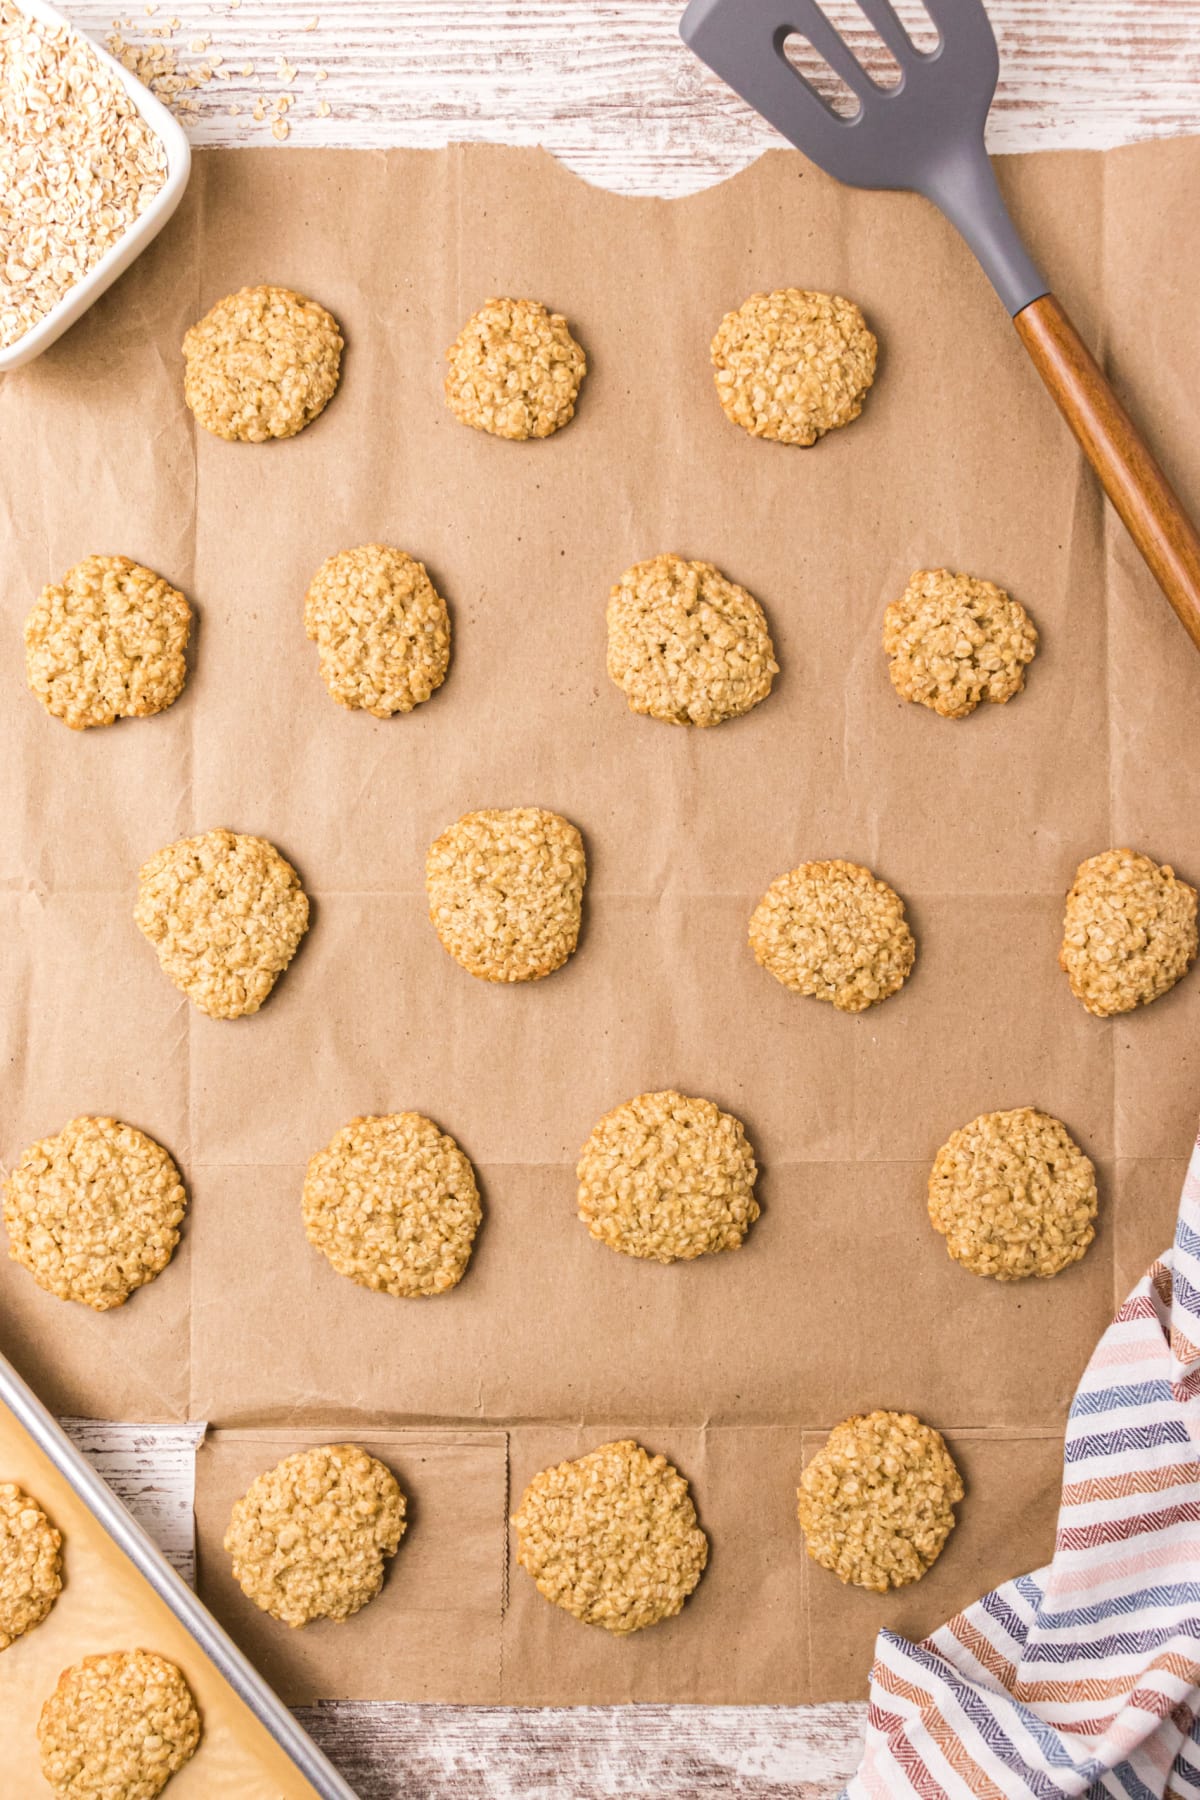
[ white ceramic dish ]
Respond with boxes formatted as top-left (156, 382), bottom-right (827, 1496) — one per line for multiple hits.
top-left (0, 0), bottom-right (191, 373)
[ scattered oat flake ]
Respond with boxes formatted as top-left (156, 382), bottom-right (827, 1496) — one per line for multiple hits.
top-left (317, 98), bottom-right (330, 117)
top-left (228, 101), bottom-right (240, 114)
top-left (188, 35), bottom-right (207, 51)
top-left (241, 59), bottom-right (252, 74)
top-left (315, 66), bottom-right (327, 79)
top-left (272, 118), bottom-right (289, 140)
top-left (304, 14), bottom-right (319, 28)
top-left (252, 97), bottom-right (264, 119)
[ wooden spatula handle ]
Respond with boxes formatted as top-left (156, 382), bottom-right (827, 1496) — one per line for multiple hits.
top-left (1014, 294), bottom-right (1200, 653)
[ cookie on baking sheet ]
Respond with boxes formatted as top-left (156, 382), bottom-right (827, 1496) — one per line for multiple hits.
top-left (0, 1483), bottom-right (62, 1650)
top-left (224, 1444), bottom-right (407, 1628)
top-left (304, 543), bottom-right (451, 717)
top-left (883, 568), bottom-right (1038, 720)
top-left (577, 1089), bottom-right (759, 1263)
top-left (710, 288), bottom-right (877, 446)
top-left (797, 1411), bottom-right (963, 1593)
top-left (425, 806), bottom-right (587, 982)
top-left (1060, 847), bottom-right (1198, 1017)
top-left (2, 1116), bottom-right (186, 1311)
top-left (928, 1107), bottom-right (1098, 1282)
top-left (24, 554), bottom-right (191, 731)
top-left (303, 1112), bottom-right (482, 1297)
top-left (444, 296), bottom-right (586, 440)
top-left (134, 828), bottom-right (310, 1019)
top-left (749, 859), bottom-right (915, 1013)
top-left (511, 1439), bottom-right (708, 1635)
top-left (38, 1648), bottom-right (201, 1799)
top-left (606, 553), bottom-right (778, 728)
top-left (182, 284), bottom-right (343, 441)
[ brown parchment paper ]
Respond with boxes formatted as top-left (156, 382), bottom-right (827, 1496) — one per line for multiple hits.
top-left (2, 138), bottom-right (1200, 1704)
top-left (0, 1400), bottom-right (326, 1793)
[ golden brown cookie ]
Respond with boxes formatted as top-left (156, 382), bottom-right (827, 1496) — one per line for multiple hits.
top-left (749, 859), bottom-right (915, 1012)
top-left (2, 1116), bottom-right (186, 1310)
top-left (444, 297), bottom-right (586, 440)
top-left (182, 284), bottom-right (343, 441)
top-left (303, 1112), bottom-right (481, 1297)
top-left (511, 1440), bottom-right (707, 1635)
top-left (24, 554), bottom-right (191, 730)
top-left (0, 1484), bottom-right (62, 1650)
top-left (928, 1108), bottom-right (1098, 1281)
top-left (38, 1649), bottom-right (201, 1799)
top-left (577, 1090), bottom-right (759, 1263)
top-left (797, 1411), bottom-right (962, 1592)
top-left (304, 544), bottom-right (451, 717)
top-left (711, 288), bottom-right (876, 446)
top-left (606, 553), bottom-right (778, 727)
top-left (134, 828), bottom-right (310, 1019)
top-left (1060, 848), bottom-right (1198, 1017)
top-left (425, 807), bottom-right (587, 982)
top-left (224, 1444), bottom-right (407, 1628)
top-left (883, 568), bottom-right (1038, 719)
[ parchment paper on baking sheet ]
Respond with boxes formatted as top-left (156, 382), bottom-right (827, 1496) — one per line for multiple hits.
top-left (2, 138), bottom-right (1199, 1700)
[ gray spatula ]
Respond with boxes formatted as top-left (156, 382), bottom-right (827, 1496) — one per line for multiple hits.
top-left (680, 0), bottom-right (1200, 653)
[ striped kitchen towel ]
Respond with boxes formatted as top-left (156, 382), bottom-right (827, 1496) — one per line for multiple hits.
top-left (846, 1137), bottom-right (1200, 1800)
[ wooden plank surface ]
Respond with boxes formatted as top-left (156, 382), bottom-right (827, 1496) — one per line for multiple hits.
top-left (70, 0), bottom-right (1200, 194)
top-left (55, 0), bottom-right (1200, 1791)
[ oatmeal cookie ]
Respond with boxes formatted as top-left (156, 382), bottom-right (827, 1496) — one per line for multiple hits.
top-left (606, 554), bottom-right (778, 727)
top-left (928, 1108), bottom-right (1098, 1280)
top-left (711, 288), bottom-right (876, 445)
top-left (577, 1090), bottom-right (758, 1262)
top-left (511, 1440), bottom-right (707, 1635)
top-left (304, 544), bottom-right (451, 717)
top-left (1060, 848), bottom-right (1198, 1017)
top-left (883, 568), bottom-right (1038, 719)
top-left (135, 828), bottom-right (310, 1019)
top-left (224, 1444), bottom-right (407, 1628)
top-left (444, 297), bottom-right (586, 440)
top-left (749, 859), bottom-right (915, 1012)
top-left (3, 1116), bottom-right (186, 1310)
top-left (425, 807), bottom-right (586, 982)
top-left (25, 554), bottom-right (191, 730)
top-left (38, 1649), bottom-right (201, 1799)
top-left (797, 1411), bottom-right (962, 1592)
top-left (303, 1112), bottom-right (481, 1296)
top-left (0, 1484), bottom-right (61, 1650)
top-left (183, 284), bottom-right (343, 441)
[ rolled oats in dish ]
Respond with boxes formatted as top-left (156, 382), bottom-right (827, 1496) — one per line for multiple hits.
top-left (25, 554), bottom-right (191, 730)
top-left (883, 568), bottom-right (1038, 719)
top-left (0, 0), bottom-right (167, 351)
top-left (304, 543), bottom-right (451, 717)
top-left (38, 1648), bottom-right (201, 1799)
top-left (577, 1089), bottom-right (759, 1263)
top-left (425, 806), bottom-right (587, 982)
top-left (135, 828), bottom-right (310, 1019)
top-left (606, 553), bottom-right (778, 727)
top-left (303, 1112), bottom-right (481, 1296)
top-left (1060, 847), bottom-right (1198, 1017)
top-left (183, 284), bottom-right (343, 441)
top-left (0, 1483), bottom-right (62, 1651)
top-left (3, 1115), bottom-right (186, 1310)
top-left (711, 288), bottom-right (876, 446)
top-left (511, 1439), bottom-right (708, 1634)
top-left (798, 1411), bottom-right (963, 1592)
top-left (224, 1444), bottom-right (407, 1627)
top-left (444, 296), bottom-right (586, 440)
top-left (928, 1107), bottom-right (1098, 1280)
top-left (749, 859), bottom-right (915, 1012)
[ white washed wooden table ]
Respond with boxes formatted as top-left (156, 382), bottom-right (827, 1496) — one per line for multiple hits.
top-left (55, 2), bottom-right (1200, 1793)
